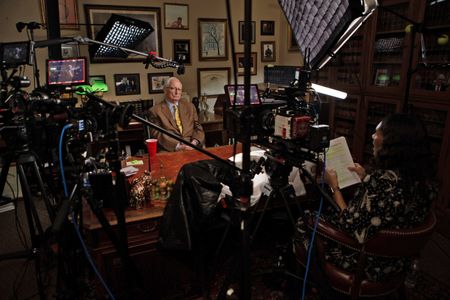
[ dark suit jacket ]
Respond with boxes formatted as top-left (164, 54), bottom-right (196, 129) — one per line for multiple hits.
top-left (149, 99), bottom-right (205, 151)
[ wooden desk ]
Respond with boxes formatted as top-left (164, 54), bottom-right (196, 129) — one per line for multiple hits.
top-left (83, 145), bottom-right (241, 299)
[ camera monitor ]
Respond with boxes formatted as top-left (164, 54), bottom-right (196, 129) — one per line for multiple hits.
top-left (225, 84), bottom-right (261, 106)
top-left (0, 41), bottom-right (31, 67)
top-left (46, 57), bottom-right (88, 87)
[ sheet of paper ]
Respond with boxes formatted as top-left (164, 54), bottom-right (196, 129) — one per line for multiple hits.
top-left (326, 136), bottom-right (361, 189)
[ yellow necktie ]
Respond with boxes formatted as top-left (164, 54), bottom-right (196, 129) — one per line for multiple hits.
top-left (174, 105), bottom-right (183, 134)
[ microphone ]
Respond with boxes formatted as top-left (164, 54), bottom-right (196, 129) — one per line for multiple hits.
top-left (177, 64), bottom-right (185, 75)
top-left (145, 51), bottom-right (185, 75)
top-left (28, 91), bottom-right (78, 106)
top-left (34, 38), bottom-right (76, 48)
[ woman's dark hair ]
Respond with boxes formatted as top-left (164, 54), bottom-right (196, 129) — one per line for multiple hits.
top-left (375, 113), bottom-right (433, 181)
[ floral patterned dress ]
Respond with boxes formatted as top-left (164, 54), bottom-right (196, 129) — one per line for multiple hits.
top-left (299, 169), bottom-right (435, 281)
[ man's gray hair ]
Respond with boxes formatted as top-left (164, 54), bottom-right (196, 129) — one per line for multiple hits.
top-left (164, 77), bottom-right (181, 89)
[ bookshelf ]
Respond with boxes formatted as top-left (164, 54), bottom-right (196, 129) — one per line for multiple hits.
top-left (319, 0), bottom-right (450, 215)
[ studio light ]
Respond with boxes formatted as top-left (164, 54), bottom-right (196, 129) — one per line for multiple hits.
top-left (311, 83), bottom-right (347, 99)
top-left (89, 14), bottom-right (154, 59)
top-left (279, 0), bottom-right (378, 70)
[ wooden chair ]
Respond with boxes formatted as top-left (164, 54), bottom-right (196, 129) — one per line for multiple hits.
top-left (295, 211), bottom-right (437, 299)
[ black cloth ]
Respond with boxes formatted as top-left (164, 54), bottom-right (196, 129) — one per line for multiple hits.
top-left (158, 159), bottom-right (235, 251)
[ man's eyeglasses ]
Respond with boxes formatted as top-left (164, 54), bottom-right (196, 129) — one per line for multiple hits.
top-left (167, 86), bottom-right (182, 92)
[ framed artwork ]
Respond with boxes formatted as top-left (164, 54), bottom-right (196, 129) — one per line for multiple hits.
top-left (164, 3), bottom-right (188, 29)
top-left (40, 0), bottom-right (80, 30)
top-left (235, 52), bottom-right (257, 76)
top-left (148, 72), bottom-right (173, 94)
top-left (239, 21), bottom-right (256, 44)
top-left (374, 69), bottom-right (390, 86)
top-left (197, 68), bottom-right (230, 97)
top-left (61, 44), bottom-right (79, 58)
top-left (261, 41), bottom-right (275, 62)
top-left (89, 75), bottom-right (106, 85)
top-left (198, 18), bottom-right (228, 61)
top-left (288, 26), bottom-right (299, 51)
top-left (84, 5), bottom-right (162, 63)
top-left (261, 20), bottom-right (274, 35)
top-left (173, 39), bottom-right (191, 65)
top-left (114, 73), bottom-right (141, 96)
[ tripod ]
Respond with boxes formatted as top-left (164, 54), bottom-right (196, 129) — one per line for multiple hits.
top-left (214, 156), bottom-right (305, 299)
top-left (0, 143), bottom-right (56, 300)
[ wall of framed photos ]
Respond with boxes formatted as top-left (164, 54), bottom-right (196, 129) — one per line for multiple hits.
top-left (0, 0), bottom-right (302, 104)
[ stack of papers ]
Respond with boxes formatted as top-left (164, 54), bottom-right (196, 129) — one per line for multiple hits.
top-left (121, 166), bottom-right (139, 177)
top-left (326, 136), bottom-right (361, 189)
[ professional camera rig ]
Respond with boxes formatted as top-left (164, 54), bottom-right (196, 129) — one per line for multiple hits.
top-left (225, 66), bottom-right (330, 165)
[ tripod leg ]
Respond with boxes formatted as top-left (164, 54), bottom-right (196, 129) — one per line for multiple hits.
top-left (249, 185), bottom-right (273, 243)
top-left (279, 185), bottom-right (298, 229)
top-left (85, 193), bottom-right (144, 296)
top-left (16, 162), bottom-right (46, 300)
top-left (18, 153), bottom-right (56, 221)
top-left (16, 162), bottom-right (44, 238)
top-left (0, 154), bottom-right (13, 202)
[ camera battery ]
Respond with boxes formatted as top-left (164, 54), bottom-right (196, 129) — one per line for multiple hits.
top-left (274, 114), bottom-right (311, 140)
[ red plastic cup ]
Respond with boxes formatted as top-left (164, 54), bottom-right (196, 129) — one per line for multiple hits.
top-left (145, 138), bottom-right (158, 160)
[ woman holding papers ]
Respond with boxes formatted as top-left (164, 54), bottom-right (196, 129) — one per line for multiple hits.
top-left (296, 113), bottom-right (436, 281)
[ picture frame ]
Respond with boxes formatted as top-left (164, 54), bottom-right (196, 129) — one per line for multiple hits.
top-left (197, 68), bottom-right (230, 97)
top-left (61, 44), bottom-right (79, 58)
top-left (164, 3), bottom-right (188, 29)
top-left (374, 69), bottom-right (390, 86)
top-left (288, 26), bottom-right (299, 51)
top-left (261, 41), bottom-right (275, 62)
top-left (89, 75), bottom-right (106, 85)
top-left (148, 72), bottom-right (173, 94)
top-left (239, 21), bottom-right (256, 44)
top-left (235, 52), bottom-right (257, 76)
top-left (173, 39), bottom-right (191, 65)
top-left (198, 18), bottom-right (228, 61)
top-left (260, 20), bottom-right (275, 36)
top-left (40, 0), bottom-right (80, 30)
top-left (84, 5), bottom-right (162, 63)
top-left (114, 73), bottom-right (141, 96)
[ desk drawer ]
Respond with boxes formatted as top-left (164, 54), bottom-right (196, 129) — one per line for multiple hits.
top-left (86, 217), bottom-right (161, 249)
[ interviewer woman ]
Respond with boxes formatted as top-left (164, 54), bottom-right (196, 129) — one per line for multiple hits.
top-left (299, 113), bottom-right (437, 281)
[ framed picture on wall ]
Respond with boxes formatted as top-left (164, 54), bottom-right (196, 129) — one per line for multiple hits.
top-left (148, 72), bottom-right (173, 93)
top-left (84, 5), bottom-right (162, 63)
top-left (164, 3), bottom-right (188, 29)
top-left (261, 20), bottom-right (274, 35)
top-left (261, 41), bottom-right (275, 62)
top-left (235, 52), bottom-right (257, 76)
top-left (238, 21), bottom-right (256, 44)
top-left (61, 44), bottom-right (79, 58)
top-left (374, 69), bottom-right (390, 86)
top-left (173, 39), bottom-right (191, 65)
top-left (40, 0), bottom-right (80, 30)
top-left (197, 68), bottom-right (230, 97)
top-left (114, 73), bottom-right (141, 95)
top-left (198, 18), bottom-right (228, 61)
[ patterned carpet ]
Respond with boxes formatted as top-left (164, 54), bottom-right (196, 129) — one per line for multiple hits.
top-left (201, 216), bottom-right (450, 300)
top-left (207, 249), bottom-right (450, 300)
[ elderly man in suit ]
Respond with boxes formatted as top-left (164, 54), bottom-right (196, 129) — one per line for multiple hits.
top-left (149, 77), bottom-right (205, 151)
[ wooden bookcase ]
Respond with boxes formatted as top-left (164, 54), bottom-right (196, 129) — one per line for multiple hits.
top-left (317, 0), bottom-right (450, 221)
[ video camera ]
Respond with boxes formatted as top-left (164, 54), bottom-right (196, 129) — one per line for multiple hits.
top-left (224, 67), bottom-right (330, 161)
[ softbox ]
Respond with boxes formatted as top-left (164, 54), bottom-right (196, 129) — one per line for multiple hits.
top-left (279, 0), bottom-right (378, 70)
top-left (89, 14), bottom-right (154, 59)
